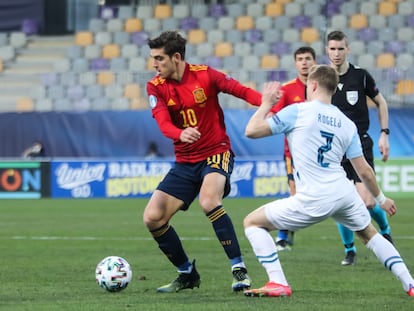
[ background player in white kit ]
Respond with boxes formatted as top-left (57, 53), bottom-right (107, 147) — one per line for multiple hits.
top-left (242, 65), bottom-right (414, 298)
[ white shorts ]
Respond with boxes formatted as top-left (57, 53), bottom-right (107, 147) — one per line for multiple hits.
top-left (264, 192), bottom-right (371, 232)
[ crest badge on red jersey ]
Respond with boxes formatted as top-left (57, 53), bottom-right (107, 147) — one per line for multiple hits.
top-left (193, 88), bottom-right (207, 104)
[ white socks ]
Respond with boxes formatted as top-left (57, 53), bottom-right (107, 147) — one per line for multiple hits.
top-left (245, 226), bottom-right (288, 286)
top-left (366, 232), bottom-right (414, 292)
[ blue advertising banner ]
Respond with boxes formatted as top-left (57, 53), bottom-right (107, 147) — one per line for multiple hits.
top-left (51, 159), bottom-right (290, 199)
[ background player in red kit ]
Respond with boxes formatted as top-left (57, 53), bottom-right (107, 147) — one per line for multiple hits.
top-left (267, 46), bottom-right (317, 251)
top-left (143, 31), bottom-right (262, 293)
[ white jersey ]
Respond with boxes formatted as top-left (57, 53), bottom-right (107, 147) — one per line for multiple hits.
top-left (267, 100), bottom-right (363, 202)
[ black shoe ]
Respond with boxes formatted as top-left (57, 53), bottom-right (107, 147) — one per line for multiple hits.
top-left (232, 267), bottom-right (251, 292)
top-left (341, 250), bottom-right (356, 266)
top-left (157, 260), bottom-right (201, 293)
top-left (276, 239), bottom-right (291, 252)
top-left (382, 233), bottom-right (394, 245)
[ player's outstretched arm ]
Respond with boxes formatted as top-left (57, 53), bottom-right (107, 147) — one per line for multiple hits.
top-left (245, 82), bottom-right (282, 138)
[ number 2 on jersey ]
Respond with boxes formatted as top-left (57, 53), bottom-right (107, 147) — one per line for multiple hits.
top-left (318, 131), bottom-right (334, 167)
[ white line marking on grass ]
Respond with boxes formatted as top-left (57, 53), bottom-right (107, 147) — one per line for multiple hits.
top-left (5, 236), bottom-right (215, 241)
top-left (3, 235), bottom-right (414, 241)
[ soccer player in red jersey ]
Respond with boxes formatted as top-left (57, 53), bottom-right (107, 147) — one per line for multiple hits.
top-left (267, 47), bottom-right (317, 251)
top-left (143, 31), bottom-right (261, 293)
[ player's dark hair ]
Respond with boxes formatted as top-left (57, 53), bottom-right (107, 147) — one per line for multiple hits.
top-left (327, 30), bottom-right (348, 46)
top-left (148, 30), bottom-right (186, 60)
top-left (308, 65), bottom-right (338, 95)
top-left (294, 46), bottom-right (316, 60)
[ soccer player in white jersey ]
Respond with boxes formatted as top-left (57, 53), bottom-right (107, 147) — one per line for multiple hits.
top-left (242, 65), bottom-right (414, 298)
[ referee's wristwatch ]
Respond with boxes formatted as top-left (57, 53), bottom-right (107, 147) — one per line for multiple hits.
top-left (381, 128), bottom-right (390, 135)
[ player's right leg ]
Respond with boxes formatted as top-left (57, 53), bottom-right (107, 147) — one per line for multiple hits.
top-left (143, 165), bottom-right (202, 293)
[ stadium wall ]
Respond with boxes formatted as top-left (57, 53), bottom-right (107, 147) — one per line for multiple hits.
top-left (1, 158), bottom-right (413, 199)
top-left (1, 108), bottom-right (414, 199)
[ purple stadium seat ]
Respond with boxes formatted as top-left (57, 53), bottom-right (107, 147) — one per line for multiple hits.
top-left (291, 15), bottom-right (311, 29)
top-left (317, 55), bottom-right (330, 65)
top-left (324, 2), bottom-right (341, 17)
top-left (406, 15), bottom-right (414, 28)
top-left (385, 40), bottom-right (405, 55)
top-left (21, 19), bottom-right (39, 35)
top-left (267, 70), bottom-right (288, 82)
top-left (270, 42), bottom-right (291, 55)
top-left (208, 4), bottom-right (227, 18)
top-left (90, 58), bottom-right (109, 71)
top-left (66, 85), bottom-right (85, 100)
top-left (244, 29), bottom-right (263, 44)
top-left (204, 56), bottom-right (222, 68)
top-left (385, 68), bottom-right (404, 83)
top-left (131, 31), bottom-right (149, 46)
top-left (180, 17), bottom-right (199, 31)
top-left (41, 72), bottom-right (59, 86)
top-left (358, 28), bottom-right (377, 42)
top-left (99, 6), bottom-right (118, 19)
top-left (73, 98), bottom-right (91, 111)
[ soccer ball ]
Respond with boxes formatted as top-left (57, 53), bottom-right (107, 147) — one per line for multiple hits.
top-left (95, 256), bottom-right (132, 292)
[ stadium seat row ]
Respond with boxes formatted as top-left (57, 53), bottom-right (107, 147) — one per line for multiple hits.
top-left (108, 1), bottom-right (413, 21)
top-left (15, 95), bottom-right (149, 112)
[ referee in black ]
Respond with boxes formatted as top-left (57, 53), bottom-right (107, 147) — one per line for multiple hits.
top-left (326, 30), bottom-right (393, 266)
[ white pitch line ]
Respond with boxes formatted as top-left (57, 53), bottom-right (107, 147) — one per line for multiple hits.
top-left (5, 236), bottom-right (215, 241)
top-left (3, 235), bottom-right (414, 241)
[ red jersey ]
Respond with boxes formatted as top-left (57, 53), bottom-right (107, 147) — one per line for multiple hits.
top-left (147, 63), bottom-right (261, 163)
top-left (270, 77), bottom-right (306, 158)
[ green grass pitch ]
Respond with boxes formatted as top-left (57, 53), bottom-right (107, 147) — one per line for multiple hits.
top-left (0, 198), bottom-right (413, 311)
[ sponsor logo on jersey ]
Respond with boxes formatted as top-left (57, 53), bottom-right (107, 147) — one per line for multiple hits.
top-left (293, 95), bottom-right (302, 102)
top-left (167, 99), bottom-right (176, 106)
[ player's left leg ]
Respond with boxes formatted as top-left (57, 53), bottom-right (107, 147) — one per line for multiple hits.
top-left (200, 151), bottom-right (251, 292)
top-left (358, 224), bottom-right (414, 296)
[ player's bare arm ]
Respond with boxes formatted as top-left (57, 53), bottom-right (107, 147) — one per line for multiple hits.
top-left (373, 93), bottom-right (390, 161)
top-left (245, 82), bottom-right (282, 138)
